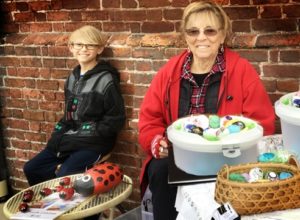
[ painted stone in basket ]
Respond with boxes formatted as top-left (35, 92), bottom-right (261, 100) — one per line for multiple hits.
top-left (214, 157), bottom-right (300, 215)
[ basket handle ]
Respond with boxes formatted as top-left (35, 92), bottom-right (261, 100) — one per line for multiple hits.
top-left (222, 164), bottom-right (230, 179)
top-left (288, 155), bottom-right (300, 168)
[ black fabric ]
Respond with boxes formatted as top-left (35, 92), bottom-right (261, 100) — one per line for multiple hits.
top-left (148, 158), bottom-right (178, 220)
top-left (178, 72), bottom-right (222, 117)
top-left (46, 61), bottom-right (126, 156)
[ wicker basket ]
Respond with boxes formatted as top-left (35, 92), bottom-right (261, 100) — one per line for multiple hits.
top-left (215, 156), bottom-right (300, 215)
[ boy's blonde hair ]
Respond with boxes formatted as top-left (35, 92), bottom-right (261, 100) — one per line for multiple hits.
top-left (181, 0), bottom-right (232, 44)
top-left (68, 25), bottom-right (106, 47)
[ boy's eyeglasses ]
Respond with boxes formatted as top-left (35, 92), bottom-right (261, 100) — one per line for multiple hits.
top-left (71, 43), bottom-right (99, 50)
top-left (185, 28), bottom-right (219, 37)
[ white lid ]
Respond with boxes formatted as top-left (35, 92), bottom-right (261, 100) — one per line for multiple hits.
top-left (275, 92), bottom-right (300, 126)
top-left (167, 115), bottom-right (263, 153)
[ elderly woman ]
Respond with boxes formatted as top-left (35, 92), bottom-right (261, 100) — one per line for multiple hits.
top-left (138, 1), bottom-right (275, 219)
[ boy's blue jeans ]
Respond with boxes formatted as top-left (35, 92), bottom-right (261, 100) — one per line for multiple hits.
top-left (24, 148), bottom-right (102, 186)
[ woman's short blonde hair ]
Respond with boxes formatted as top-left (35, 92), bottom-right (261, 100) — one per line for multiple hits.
top-left (181, 0), bottom-right (232, 44)
top-left (68, 25), bottom-right (106, 47)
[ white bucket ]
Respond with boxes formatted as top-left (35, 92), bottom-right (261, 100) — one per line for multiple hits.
top-left (167, 116), bottom-right (263, 176)
top-left (275, 92), bottom-right (300, 158)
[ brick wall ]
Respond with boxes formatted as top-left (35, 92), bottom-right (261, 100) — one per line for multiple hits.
top-left (0, 0), bottom-right (299, 209)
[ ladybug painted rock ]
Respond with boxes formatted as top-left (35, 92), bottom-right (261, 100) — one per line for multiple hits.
top-left (39, 187), bottom-right (52, 197)
top-left (59, 177), bottom-right (71, 186)
top-left (59, 187), bottom-right (74, 200)
top-left (74, 162), bottom-right (123, 196)
top-left (22, 189), bottom-right (34, 202)
top-left (19, 202), bottom-right (29, 212)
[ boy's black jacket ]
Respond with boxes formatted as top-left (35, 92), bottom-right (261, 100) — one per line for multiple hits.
top-left (46, 61), bottom-right (126, 157)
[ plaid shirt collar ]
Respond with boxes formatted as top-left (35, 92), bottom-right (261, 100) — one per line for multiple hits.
top-left (181, 50), bottom-right (225, 84)
top-left (181, 50), bottom-right (225, 114)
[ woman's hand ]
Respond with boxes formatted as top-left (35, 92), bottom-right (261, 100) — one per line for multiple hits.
top-left (158, 139), bottom-right (169, 158)
top-left (151, 135), bottom-right (169, 159)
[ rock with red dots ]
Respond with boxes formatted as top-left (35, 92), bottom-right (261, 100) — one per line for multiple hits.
top-left (73, 162), bottom-right (123, 196)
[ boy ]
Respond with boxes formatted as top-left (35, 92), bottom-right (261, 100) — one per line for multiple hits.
top-left (24, 25), bottom-right (126, 186)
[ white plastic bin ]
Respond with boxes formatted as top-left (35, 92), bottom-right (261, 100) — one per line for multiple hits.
top-left (167, 116), bottom-right (263, 176)
top-left (275, 92), bottom-right (300, 158)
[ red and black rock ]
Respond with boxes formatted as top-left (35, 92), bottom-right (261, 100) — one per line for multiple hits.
top-left (59, 177), bottom-right (71, 186)
top-left (19, 202), bottom-right (29, 212)
top-left (39, 187), bottom-right (52, 197)
top-left (59, 187), bottom-right (74, 200)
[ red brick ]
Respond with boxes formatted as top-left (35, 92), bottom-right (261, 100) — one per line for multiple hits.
top-left (35, 13), bottom-right (46, 22)
top-left (136, 61), bottom-right (152, 72)
top-left (231, 34), bottom-right (256, 48)
top-left (4, 78), bottom-right (25, 88)
top-left (280, 50), bottom-right (300, 62)
top-left (62, 0), bottom-right (87, 9)
top-left (2, 23), bottom-right (19, 34)
top-left (230, 0), bottom-right (250, 5)
top-left (47, 46), bottom-right (70, 57)
top-left (141, 33), bottom-right (181, 47)
top-left (171, 0), bottom-right (190, 7)
top-left (122, 0), bottom-right (138, 8)
top-left (141, 22), bottom-right (174, 33)
top-left (259, 6), bottom-right (281, 18)
top-left (65, 11), bottom-right (81, 21)
top-left (139, 0), bottom-right (170, 7)
top-left (283, 5), bottom-right (300, 18)
top-left (29, 121), bottom-right (41, 132)
top-left (20, 58), bottom-right (42, 67)
top-left (130, 73), bottom-right (154, 84)
top-left (43, 58), bottom-right (67, 68)
top-left (256, 34), bottom-right (300, 47)
top-left (277, 79), bottom-right (299, 92)
top-left (27, 100), bottom-right (39, 109)
top-left (47, 11), bottom-right (69, 21)
top-left (7, 88), bottom-right (22, 98)
top-left (232, 20), bottom-right (251, 33)
top-left (112, 10), bottom-right (147, 21)
top-left (0, 57), bottom-right (20, 67)
top-left (269, 50), bottom-right (279, 63)
top-left (51, 69), bottom-right (70, 79)
top-left (50, 0), bottom-right (62, 10)
top-left (24, 79), bottom-right (36, 88)
top-left (16, 2), bottom-right (28, 11)
top-left (102, 22), bottom-right (130, 32)
top-left (236, 50), bottom-right (268, 62)
top-left (252, 19), bottom-right (297, 32)
top-left (163, 9), bottom-right (183, 20)
top-left (153, 60), bottom-right (167, 71)
top-left (81, 11), bottom-right (109, 21)
top-left (37, 80), bottom-right (59, 90)
top-left (102, 0), bottom-right (120, 8)
top-left (86, 0), bottom-right (100, 8)
top-left (23, 110), bottom-right (44, 121)
top-left (28, 1), bottom-right (50, 11)
top-left (224, 7), bottom-right (257, 19)
top-left (29, 23), bottom-right (52, 32)
top-left (20, 24), bottom-right (30, 33)
top-left (44, 112), bottom-right (58, 122)
top-left (22, 89), bottom-right (41, 99)
top-left (9, 119), bottom-right (29, 130)
top-left (263, 65), bottom-right (300, 78)
top-left (15, 47), bottom-right (40, 56)
top-left (24, 132), bottom-right (46, 142)
top-left (133, 48), bottom-right (164, 59)
top-left (14, 12), bottom-right (35, 22)
top-left (253, 0), bottom-right (289, 4)
top-left (146, 10), bottom-right (163, 21)
top-left (262, 79), bottom-right (276, 93)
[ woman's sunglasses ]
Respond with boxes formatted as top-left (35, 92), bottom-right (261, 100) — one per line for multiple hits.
top-left (185, 28), bottom-right (219, 37)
